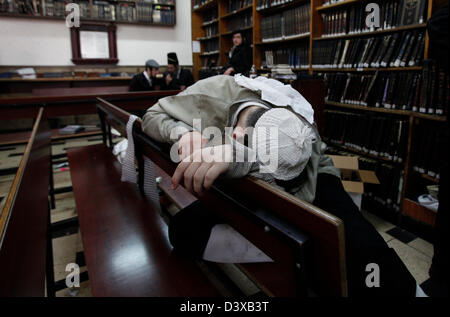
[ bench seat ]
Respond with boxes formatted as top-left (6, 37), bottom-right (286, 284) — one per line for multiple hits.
top-left (67, 143), bottom-right (219, 297)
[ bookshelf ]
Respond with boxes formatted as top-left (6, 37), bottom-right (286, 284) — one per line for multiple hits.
top-left (0, 0), bottom-right (176, 26)
top-left (192, 0), bottom-right (448, 231)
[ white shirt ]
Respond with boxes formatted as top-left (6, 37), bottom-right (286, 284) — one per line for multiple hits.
top-left (143, 71), bottom-right (152, 87)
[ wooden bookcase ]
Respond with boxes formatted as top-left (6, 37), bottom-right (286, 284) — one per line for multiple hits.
top-left (0, 0), bottom-right (176, 26)
top-left (192, 0), bottom-right (448, 230)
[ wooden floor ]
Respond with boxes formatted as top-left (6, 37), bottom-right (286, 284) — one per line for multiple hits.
top-left (0, 136), bottom-right (435, 297)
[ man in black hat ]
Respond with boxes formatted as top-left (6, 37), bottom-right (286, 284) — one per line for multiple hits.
top-left (162, 52), bottom-right (194, 91)
top-left (130, 59), bottom-right (162, 92)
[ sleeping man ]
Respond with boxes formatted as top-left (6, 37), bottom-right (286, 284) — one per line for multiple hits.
top-left (142, 75), bottom-right (418, 297)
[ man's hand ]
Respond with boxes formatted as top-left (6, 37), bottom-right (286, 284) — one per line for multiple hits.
top-left (224, 67), bottom-right (234, 75)
top-left (165, 73), bottom-right (173, 85)
top-left (171, 145), bottom-right (231, 195)
top-left (178, 131), bottom-right (209, 161)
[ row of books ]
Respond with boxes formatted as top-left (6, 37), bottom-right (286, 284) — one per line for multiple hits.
top-left (115, 2), bottom-right (136, 22)
top-left (0, 0), bottom-right (41, 14)
top-left (256, 0), bottom-right (293, 11)
top-left (262, 45), bottom-right (309, 69)
top-left (204, 24), bottom-right (218, 37)
top-left (42, 0), bottom-right (66, 17)
top-left (321, 0), bottom-right (427, 37)
top-left (152, 5), bottom-right (174, 24)
top-left (202, 8), bottom-right (217, 24)
top-left (227, 0), bottom-right (251, 13)
top-left (312, 30), bottom-right (425, 69)
top-left (203, 38), bottom-right (219, 54)
top-left (323, 110), bottom-right (409, 163)
top-left (193, 0), bottom-right (212, 9)
top-left (364, 162), bottom-right (403, 211)
top-left (135, 2), bottom-right (174, 24)
top-left (324, 66), bottom-right (449, 116)
top-left (226, 12), bottom-right (252, 32)
top-left (413, 123), bottom-right (444, 179)
top-left (201, 55), bottom-right (218, 69)
top-left (260, 3), bottom-right (310, 41)
top-left (153, 0), bottom-right (174, 4)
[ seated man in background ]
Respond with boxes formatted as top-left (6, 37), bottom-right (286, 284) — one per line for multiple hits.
top-left (142, 75), bottom-right (418, 297)
top-left (130, 59), bottom-right (162, 92)
top-left (162, 52), bottom-right (194, 91)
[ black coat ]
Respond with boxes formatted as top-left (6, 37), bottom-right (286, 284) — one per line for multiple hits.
top-left (129, 73), bottom-right (160, 92)
top-left (222, 44), bottom-right (252, 76)
top-left (162, 68), bottom-right (194, 90)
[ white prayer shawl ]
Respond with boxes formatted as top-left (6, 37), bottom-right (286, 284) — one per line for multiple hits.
top-left (234, 74), bottom-right (315, 125)
top-left (121, 115), bottom-right (161, 212)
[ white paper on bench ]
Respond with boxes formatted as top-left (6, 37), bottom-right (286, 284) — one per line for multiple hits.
top-left (122, 115), bottom-right (161, 212)
top-left (203, 224), bottom-right (273, 263)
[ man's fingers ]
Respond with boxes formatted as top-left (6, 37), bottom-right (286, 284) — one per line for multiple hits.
top-left (171, 160), bottom-right (190, 189)
top-left (193, 163), bottom-right (211, 194)
top-left (172, 149), bottom-right (202, 189)
top-left (203, 163), bottom-right (226, 190)
top-left (183, 161), bottom-right (201, 193)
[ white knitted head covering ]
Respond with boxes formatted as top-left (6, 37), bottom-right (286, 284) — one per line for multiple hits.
top-left (252, 108), bottom-right (316, 180)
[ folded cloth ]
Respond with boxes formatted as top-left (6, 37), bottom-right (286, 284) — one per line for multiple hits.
top-left (234, 74), bottom-right (315, 124)
top-left (121, 115), bottom-right (161, 212)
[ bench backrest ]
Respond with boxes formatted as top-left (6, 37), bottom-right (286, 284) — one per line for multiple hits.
top-left (96, 98), bottom-right (348, 296)
top-left (0, 108), bottom-right (52, 296)
top-left (0, 90), bottom-right (180, 120)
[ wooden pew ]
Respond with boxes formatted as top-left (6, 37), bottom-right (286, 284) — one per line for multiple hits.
top-left (0, 108), bottom-right (55, 296)
top-left (66, 93), bottom-right (220, 296)
top-left (32, 86), bottom-right (130, 97)
top-left (97, 98), bottom-right (348, 297)
top-left (0, 128), bottom-right (102, 147)
top-left (0, 90), bottom-right (180, 120)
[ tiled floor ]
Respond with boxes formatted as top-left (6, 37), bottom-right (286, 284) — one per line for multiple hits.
top-left (0, 136), bottom-right (436, 297)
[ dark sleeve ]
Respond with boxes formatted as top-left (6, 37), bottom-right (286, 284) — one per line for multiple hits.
top-left (231, 46), bottom-right (252, 75)
top-left (182, 69), bottom-right (194, 87)
top-left (162, 72), bottom-right (181, 90)
top-left (129, 75), bottom-right (141, 92)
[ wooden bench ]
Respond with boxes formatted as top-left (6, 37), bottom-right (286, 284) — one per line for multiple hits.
top-left (67, 144), bottom-right (219, 296)
top-left (0, 90), bottom-right (179, 120)
top-left (96, 98), bottom-right (348, 296)
top-left (66, 93), bottom-right (220, 296)
top-left (0, 108), bottom-right (55, 296)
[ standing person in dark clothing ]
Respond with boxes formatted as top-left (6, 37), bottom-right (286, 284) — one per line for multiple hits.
top-left (222, 30), bottom-right (252, 76)
top-left (129, 59), bottom-right (162, 92)
top-left (162, 52), bottom-right (194, 91)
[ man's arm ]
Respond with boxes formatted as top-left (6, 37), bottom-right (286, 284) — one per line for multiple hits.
top-left (129, 75), bottom-right (141, 92)
top-left (142, 102), bottom-right (192, 144)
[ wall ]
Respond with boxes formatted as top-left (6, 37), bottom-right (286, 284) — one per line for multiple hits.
top-left (0, 1), bottom-right (192, 67)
